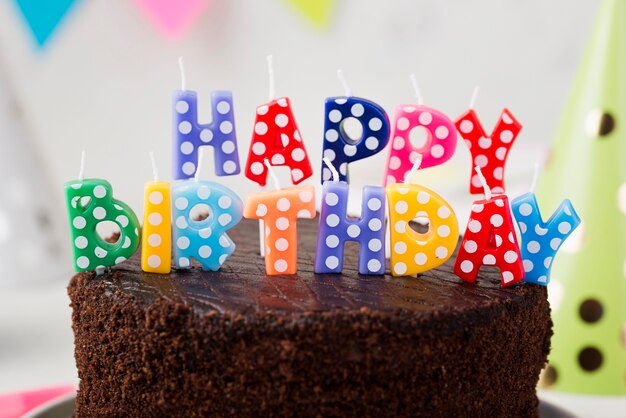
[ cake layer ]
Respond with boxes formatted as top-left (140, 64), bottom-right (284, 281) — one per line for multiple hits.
top-left (68, 218), bottom-right (552, 417)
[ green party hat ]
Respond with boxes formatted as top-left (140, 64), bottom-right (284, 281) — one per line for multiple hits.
top-left (537, 0), bottom-right (626, 395)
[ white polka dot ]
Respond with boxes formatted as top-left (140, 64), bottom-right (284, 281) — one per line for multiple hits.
top-left (122, 236), bottom-right (131, 248)
top-left (277, 98), bottom-right (288, 107)
top-left (326, 256), bottom-right (339, 269)
top-left (437, 206), bottom-right (451, 219)
top-left (93, 185), bottom-right (106, 199)
top-left (115, 256), bottom-right (126, 265)
top-left (435, 126), bottom-right (449, 139)
top-left (329, 109), bottom-right (342, 123)
top-left (271, 154), bottom-right (285, 165)
top-left (367, 259), bottom-right (382, 272)
top-left (216, 101), bottom-right (230, 114)
top-left (347, 224), bottom-right (361, 238)
top-left (275, 114), bottom-right (289, 127)
top-left (145, 255), bottom-right (160, 268)
top-left (291, 148), bottom-right (305, 162)
top-left (518, 222), bottom-right (527, 234)
top-left (326, 214), bottom-right (340, 228)
top-left (218, 196), bottom-right (232, 209)
top-left (368, 218), bottom-right (382, 231)
top-left (344, 145), bottom-right (357, 157)
top-left (394, 241), bottom-right (407, 254)
top-left (175, 100), bottom-right (189, 114)
top-left (148, 212), bottom-right (162, 226)
top-left (274, 238), bottom-right (289, 252)
top-left (460, 120), bottom-right (473, 133)
top-left (472, 204), bottom-right (484, 213)
top-left (325, 193), bottom-right (339, 206)
top-left (276, 197), bottom-right (291, 212)
top-left (116, 215), bottom-right (129, 227)
top-left (182, 162), bottom-right (195, 176)
top-left (483, 255), bottom-right (496, 265)
top-left (198, 245), bottom-right (212, 258)
top-left (299, 190), bottom-right (313, 203)
top-left (73, 216), bottom-right (86, 229)
top-left (270, 259), bottom-right (286, 273)
top-left (478, 137), bottom-right (492, 148)
top-left (94, 247), bottom-right (107, 258)
top-left (335, 98), bottom-right (347, 105)
top-left (471, 174), bottom-right (482, 188)
top-left (519, 203), bottom-right (533, 216)
top-left (394, 262), bottom-right (407, 275)
top-left (389, 156), bottom-right (401, 170)
top-left (437, 225), bottom-right (450, 238)
top-left (504, 250), bottom-right (518, 263)
top-left (368, 118), bottom-right (382, 131)
top-left (410, 252), bottom-right (425, 266)
top-left (535, 225), bottom-right (548, 236)
top-left (365, 136), bottom-right (379, 150)
top-left (76, 256), bottom-right (89, 269)
top-left (75, 236), bottom-right (88, 249)
top-left (500, 130), bottom-right (514, 143)
top-left (416, 191), bottom-right (430, 204)
top-left (93, 207), bottom-right (106, 220)
top-left (178, 121), bottom-right (192, 134)
top-left (394, 220), bottom-right (406, 233)
top-left (200, 129), bottom-right (213, 143)
top-left (502, 271), bottom-right (515, 283)
top-left (495, 147), bottom-right (507, 160)
top-left (250, 162), bottom-right (264, 175)
top-left (523, 259), bottom-right (534, 272)
top-left (460, 260), bottom-right (473, 273)
top-left (148, 233), bottom-right (161, 247)
top-left (418, 112), bottom-right (432, 125)
top-left (325, 129), bottom-right (339, 142)
top-left (464, 240), bottom-right (477, 253)
top-left (199, 227), bottom-right (212, 238)
top-left (180, 141), bottom-right (194, 155)
top-left (149, 191), bottom-right (163, 205)
top-left (397, 117), bottom-right (410, 131)
top-left (255, 122), bottom-right (268, 135)
top-left (475, 155), bottom-right (488, 168)
top-left (177, 236), bottom-right (190, 249)
top-left (403, 106), bottom-right (416, 113)
top-left (550, 238), bottom-right (562, 250)
top-left (175, 197), bottom-right (189, 210)
top-left (431, 144), bottom-right (445, 158)
top-left (326, 235), bottom-right (339, 248)
top-left (490, 214), bottom-right (503, 227)
top-left (252, 142), bottom-right (266, 156)
top-left (493, 167), bottom-right (504, 181)
top-left (272, 217), bottom-right (288, 231)
top-left (323, 149), bottom-right (336, 162)
top-left (558, 222), bottom-right (571, 234)
top-left (257, 105), bottom-right (269, 115)
top-left (292, 169), bottom-right (304, 182)
top-left (527, 241), bottom-right (541, 254)
top-left (368, 238), bottom-right (382, 252)
top-left (221, 141), bottom-right (236, 154)
top-left (367, 198), bottom-right (382, 211)
top-left (218, 214), bottom-right (232, 226)
top-left (468, 220), bottom-right (482, 233)
top-left (395, 200), bottom-right (408, 214)
top-left (197, 186), bottom-right (211, 199)
top-left (544, 257), bottom-right (553, 268)
top-left (435, 246), bottom-right (448, 259)
top-left (178, 257), bottom-right (190, 268)
top-left (351, 104), bottom-right (364, 117)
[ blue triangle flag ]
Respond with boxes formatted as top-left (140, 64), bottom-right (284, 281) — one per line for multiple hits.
top-left (14, 0), bottom-right (79, 47)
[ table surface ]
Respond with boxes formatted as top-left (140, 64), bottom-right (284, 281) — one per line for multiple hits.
top-left (1, 276), bottom-right (624, 417)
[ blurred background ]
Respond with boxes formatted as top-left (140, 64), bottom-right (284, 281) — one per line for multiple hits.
top-left (1, 0), bottom-right (622, 415)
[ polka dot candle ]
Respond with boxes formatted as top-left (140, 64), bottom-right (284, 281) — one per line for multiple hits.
top-left (321, 97), bottom-right (390, 183)
top-left (141, 181), bottom-right (171, 274)
top-left (171, 181), bottom-right (243, 271)
top-left (243, 186), bottom-right (316, 275)
top-left (455, 108), bottom-right (521, 195)
top-left (454, 195), bottom-right (524, 286)
top-left (511, 193), bottom-right (580, 285)
top-left (65, 179), bottom-right (140, 272)
top-left (173, 90), bottom-right (241, 179)
top-left (245, 97), bottom-right (313, 187)
top-left (386, 183), bottom-right (459, 277)
top-left (383, 105), bottom-right (457, 186)
top-left (314, 181), bottom-right (386, 275)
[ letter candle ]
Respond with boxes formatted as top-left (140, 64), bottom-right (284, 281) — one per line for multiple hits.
top-left (173, 57), bottom-right (241, 179)
top-left (65, 151), bottom-right (140, 274)
top-left (511, 165), bottom-right (581, 285)
top-left (320, 69), bottom-right (390, 183)
top-left (315, 158), bottom-right (386, 275)
top-left (454, 166), bottom-right (524, 286)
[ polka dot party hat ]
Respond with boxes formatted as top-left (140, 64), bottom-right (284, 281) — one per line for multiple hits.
top-left (537, 0), bottom-right (626, 395)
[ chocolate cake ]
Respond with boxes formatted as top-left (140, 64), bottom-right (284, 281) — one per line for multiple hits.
top-left (68, 218), bottom-right (552, 417)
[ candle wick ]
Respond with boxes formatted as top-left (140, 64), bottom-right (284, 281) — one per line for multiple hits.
top-left (469, 85), bottom-right (480, 109)
top-left (403, 154), bottom-right (423, 185)
top-left (474, 165), bottom-right (492, 200)
top-left (323, 157), bottom-right (339, 182)
top-left (149, 151), bottom-right (159, 182)
top-left (178, 56), bottom-right (186, 92)
top-left (267, 54), bottom-right (275, 101)
top-left (264, 159), bottom-right (281, 191)
top-left (337, 69), bottom-right (352, 97)
top-left (194, 147), bottom-right (205, 182)
top-left (530, 162), bottom-right (540, 193)
top-left (409, 73), bottom-right (424, 105)
top-left (78, 149), bottom-right (86, 181)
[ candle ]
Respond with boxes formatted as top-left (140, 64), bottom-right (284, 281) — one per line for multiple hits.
top-left (171, 150), bottom-right (243, 270)
top-left (386, 157), bottom-right (459, 276)
top-left (243, 161), bottom-right (316, 275)
top-left (454, 167), bottom-right (524, 286)
top-left (244, 56), bottom-right (313, 187)
top-left (455, 89), bottom-right (521, 194)
top-left (315, 159), bottom-right (386, 274)
top-left (320, 70), bottom-right (390, 183)
top-left (141, 153), bottom-right (171, 274)
top-left (511, 168), bottom-right (581, 285)
top-left (383, 75), bottom-right (457, 186)
top-left (65, 152), bottom-right (140, 273)
top-left (173, 58), bottom-right (241, 179)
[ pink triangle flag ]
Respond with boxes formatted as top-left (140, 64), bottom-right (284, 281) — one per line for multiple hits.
top-left (134, 0), bottom-right (209, 39)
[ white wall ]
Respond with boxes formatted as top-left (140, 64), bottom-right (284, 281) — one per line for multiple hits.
top-left (0, 0), bottom-right (596, 250)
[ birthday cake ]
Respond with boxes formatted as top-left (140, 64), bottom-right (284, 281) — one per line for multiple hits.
top-left (68, 217), bottom-right (552, 417)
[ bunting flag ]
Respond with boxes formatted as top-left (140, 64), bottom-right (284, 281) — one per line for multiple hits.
top-left (133, 0), bottom-right (209, 39)
top-left (13, 0), bottom-right (79, 46)
top-left (285, 0), bottom-right (335, 28)
top-left (537, 0), bottom-right (626, 395)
